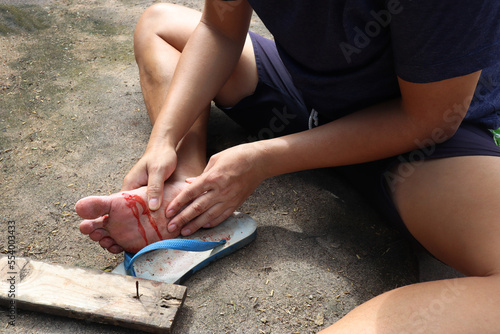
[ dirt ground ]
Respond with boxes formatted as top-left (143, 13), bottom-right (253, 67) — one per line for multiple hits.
top-left (0, 1), bottom-right (424, 333)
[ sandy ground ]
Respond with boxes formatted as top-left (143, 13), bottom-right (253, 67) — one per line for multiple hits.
top-left (0, 0), bottom-right (436, 332)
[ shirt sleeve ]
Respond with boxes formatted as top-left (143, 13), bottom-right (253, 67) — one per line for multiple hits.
top-left (391, 0), bottom-right (500, 83)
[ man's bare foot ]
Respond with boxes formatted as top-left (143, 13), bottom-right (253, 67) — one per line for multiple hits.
top-left (76, 179), bottom-right (188, 254)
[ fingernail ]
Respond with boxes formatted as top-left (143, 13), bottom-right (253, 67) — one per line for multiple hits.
top-left (166, 209), bottom-right (175, 218)
top-left (182, 228), bottom-right (191, 236)
top-left (168, 223), bottom-right (177, 233)
top-left (149, 198), bottom-right (159, 210)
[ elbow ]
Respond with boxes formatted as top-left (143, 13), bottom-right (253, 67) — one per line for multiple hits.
top-left (435, 120), bottom-right (461, 144)
top-left (418, 102), bottom-right (467, 146)
top-left (437, 98), bottom-right (472, 142)
top-left (435, 105), bottom-right (466, 143)
top-left (415, 117), bottom-right (461, 151)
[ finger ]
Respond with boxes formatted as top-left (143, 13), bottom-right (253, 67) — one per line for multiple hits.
top-left (181, 205), bottom-right (234, 236)
top-left (147, 161), bottom-right (176, 211)
top-left (166, 178), bottom-right (211, 218)
top-left (147, 167), bottom-right (169, 211)
top-left (167, 190), bottom-right (216, 232)
top-left (179, 202), bottom-right (224, 235)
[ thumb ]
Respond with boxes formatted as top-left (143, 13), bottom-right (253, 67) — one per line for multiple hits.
top-left (147, 172), bottom-right (166, 211)
top-left (121, 161), bottom-right (148, 191)
top-left (145, 152), bottom-right (177, 211)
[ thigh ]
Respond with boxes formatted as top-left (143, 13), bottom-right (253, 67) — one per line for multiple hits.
top-left (390, 155), bottom-right (500, 276)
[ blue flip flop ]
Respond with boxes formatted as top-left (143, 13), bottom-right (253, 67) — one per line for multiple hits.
top-left (112, 212), bottom-right (257, 284)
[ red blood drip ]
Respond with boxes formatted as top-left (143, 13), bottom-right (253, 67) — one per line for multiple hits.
top-left (102, 214), bottom-right (110, 227)
top-left (123, 194), bottom-right (148, 244)
top-left (122, 193), bottom-right (163, 243)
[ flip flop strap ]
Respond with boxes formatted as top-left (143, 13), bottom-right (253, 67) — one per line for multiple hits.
top-left (124, 238), bottom-right (226, 276)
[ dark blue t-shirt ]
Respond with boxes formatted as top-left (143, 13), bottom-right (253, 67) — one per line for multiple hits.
top-left (247, 0), bottom-right (500, 129)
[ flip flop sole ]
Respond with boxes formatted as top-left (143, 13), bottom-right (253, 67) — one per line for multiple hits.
top-left (112, 212), bottom-right (257, 284)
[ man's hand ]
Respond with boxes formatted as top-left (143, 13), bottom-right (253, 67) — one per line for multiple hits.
top-left (165, 143), bottom-right (267, 235)
top-left (122, 143), bottom-right (178, 211)
top-left (120, 0), bottom-right (253, 213)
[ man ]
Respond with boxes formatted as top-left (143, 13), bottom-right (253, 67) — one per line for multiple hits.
top-left (77, 1), bottom-right (500, 331)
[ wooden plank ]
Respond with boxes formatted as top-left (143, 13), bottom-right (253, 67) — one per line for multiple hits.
top-left (0, 255), bottom-right (187, 333)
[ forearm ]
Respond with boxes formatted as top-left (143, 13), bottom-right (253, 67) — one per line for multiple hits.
top-left (256, 98), bottom-right (463, 179)
top-left (164, 99), bottom-right (441, 233)
top-left (163, 59), bottom-right (480, 234)
top-left (149, 5), bottom-right (252, 150)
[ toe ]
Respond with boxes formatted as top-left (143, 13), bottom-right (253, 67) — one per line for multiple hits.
top-left (75, 196), bottom-right (112, 219)
top-left (107, 244), bottom-right (124, 254)
top-left (79, 215), bottom-right (109, 235)
top-left (99, 236), bottom-right (115, 249)
top-left (89, 228), bottom-right (110, 241)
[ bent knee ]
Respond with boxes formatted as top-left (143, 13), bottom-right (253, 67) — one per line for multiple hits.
top-left (135, 3), bottom-right (176, 39)
top-left (134, 4), bottom-right (199, 58)
top-left (138, 3), bottom-right (178, 26)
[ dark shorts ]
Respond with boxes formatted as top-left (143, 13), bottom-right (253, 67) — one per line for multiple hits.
top-left (217, 32), bottom-right (500, 236)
